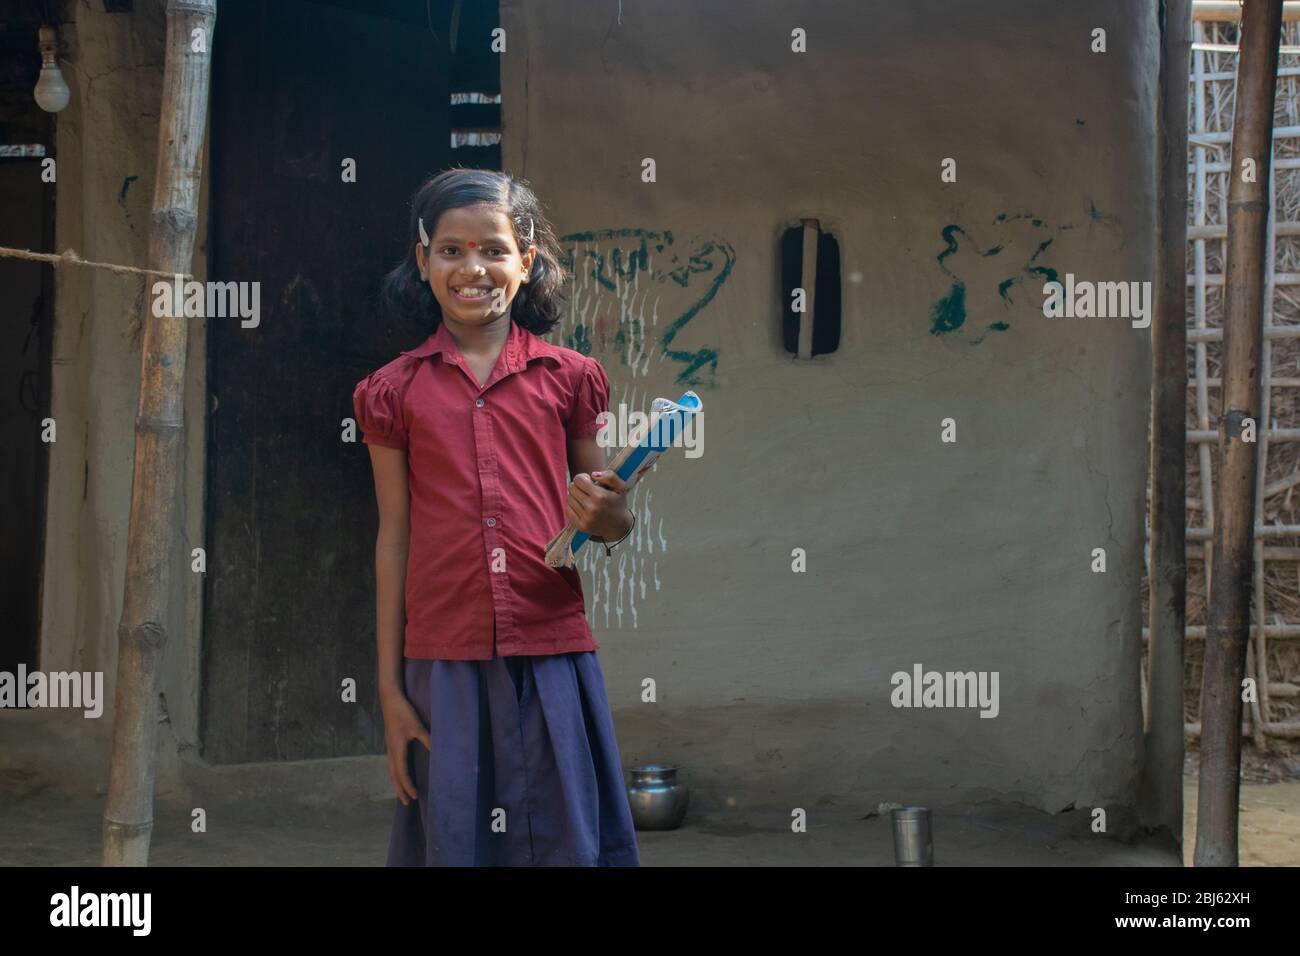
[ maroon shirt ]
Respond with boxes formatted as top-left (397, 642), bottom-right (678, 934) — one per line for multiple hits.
top-left (353, 318), bottom-right (610, 660)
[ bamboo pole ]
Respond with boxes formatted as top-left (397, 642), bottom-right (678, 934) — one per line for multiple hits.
top-left (1193, 1), bottom-right (1300, 21)
top-left (1191, 426), bottom-right (1300, 438)
top-left (1186, 522), bottom-right (1300, 536)
top-left (1144, 0), bottom-right (1192, 845)
top-left (1193, 22), bottom-right (1217, 610)
top-left (1187, 271), bottom-right (1300, 284)
top-left (1191, 216), bottom-right (1300, 235)
top-left (1144, 622), bottom-right (1300, 638)
top-left (102, 0), bottom-right (217, 868)
top-left (1195, 0), bottom-right (1283, 869)
top-left (1247, 153), bottom-right (1277, 751)
top-left (1187, 719), bottom-right (1300, 736)
top-left (1189, 545), bottom-right (1300, 558)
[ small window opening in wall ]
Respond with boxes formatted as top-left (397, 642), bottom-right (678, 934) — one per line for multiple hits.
top-left (780, 220), bottom-right (841, 358)
top-left (451, 91), bottom-right (502, 149)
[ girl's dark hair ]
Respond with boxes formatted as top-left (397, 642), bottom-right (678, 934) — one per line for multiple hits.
top-left (380, 168), bottom-right (569, 337)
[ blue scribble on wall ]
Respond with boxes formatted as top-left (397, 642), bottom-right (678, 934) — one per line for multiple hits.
top-left (559, 228), bottom-right (734, 389)
top-left (929, 202), bottom-right (1116, 345)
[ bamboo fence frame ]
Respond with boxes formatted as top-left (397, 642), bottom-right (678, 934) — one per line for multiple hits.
top-left (1143, 7), bottom-right (1300, 745)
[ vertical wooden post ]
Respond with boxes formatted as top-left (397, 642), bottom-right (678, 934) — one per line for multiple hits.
top-left (102, 0), bottom-right (217, 867)
top-left (1248, 155), bottom-right (1277, 752)
top-left (1195, 0), bottom-right (1282, 867)
top-left (1144, 0), bottom-right (1192, 848)
top-left (1192, 22), bottom-right (1216, 608)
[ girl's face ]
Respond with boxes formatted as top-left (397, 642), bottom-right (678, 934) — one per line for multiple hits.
top-left (415, 204), bottom-right (536, 329)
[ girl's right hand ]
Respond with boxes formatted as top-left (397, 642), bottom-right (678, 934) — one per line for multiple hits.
top-left (381, 694), bottom-right (432, 806)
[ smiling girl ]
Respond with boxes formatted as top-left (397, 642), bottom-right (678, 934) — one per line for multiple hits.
top-left (353, 169), bottom-right (639, 866)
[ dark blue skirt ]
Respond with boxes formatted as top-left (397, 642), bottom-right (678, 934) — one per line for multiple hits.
top-left (386, 638), bottom-right (640, 867)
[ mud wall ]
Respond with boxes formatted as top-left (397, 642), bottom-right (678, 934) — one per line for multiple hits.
top-left (500, 0), bottom-right (1159, 818)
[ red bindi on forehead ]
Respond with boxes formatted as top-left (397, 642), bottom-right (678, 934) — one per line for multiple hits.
top-left (467, 240), bottom-right (476, 248)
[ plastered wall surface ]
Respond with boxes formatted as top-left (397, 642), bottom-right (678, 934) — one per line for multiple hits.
top-left (35, 0), bottom-right (207, 794)
top-left (501, 0), bottom-right (1158, 816)
top-left (23, 0), bottom-right (1159, 823)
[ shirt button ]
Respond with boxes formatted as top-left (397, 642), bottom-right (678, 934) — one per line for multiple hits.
top-left (485, 517), bottom-right (496, 527)
top-left (475, 398), bottom-right (485, 408)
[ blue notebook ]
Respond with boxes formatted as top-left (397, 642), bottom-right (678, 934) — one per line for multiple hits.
top-left (544, 390), bottom-right (703, 567)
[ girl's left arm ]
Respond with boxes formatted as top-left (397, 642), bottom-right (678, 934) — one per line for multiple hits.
top-left (566, 436), bottom-right (634, 542)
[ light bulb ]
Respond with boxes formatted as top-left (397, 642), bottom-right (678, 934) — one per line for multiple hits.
top-left (34, 65), bottom-right (69, 113)
top-left (33, 26), bottom-right (69, 114)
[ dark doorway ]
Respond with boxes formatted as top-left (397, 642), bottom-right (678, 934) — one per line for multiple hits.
top-left (0, 157), bottom-right (52, 675)
top-left (203, 0), bottom-right (499, 762)
top-left (0, 4), bottom-right (55, 676)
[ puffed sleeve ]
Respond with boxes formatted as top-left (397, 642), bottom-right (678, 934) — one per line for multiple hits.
top-left (566, 357), bottom-right (611, 440)
top-left (352, 373), bottom-right (408, 449)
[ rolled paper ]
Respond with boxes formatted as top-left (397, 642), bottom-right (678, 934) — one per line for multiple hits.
top-left (544, 390), bottom-right (702, 568)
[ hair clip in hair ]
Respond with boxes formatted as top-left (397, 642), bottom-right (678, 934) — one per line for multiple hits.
top-left (517, 215), bottom-right (535, 246)
top-left (418, 217), bottom-right (431, 248)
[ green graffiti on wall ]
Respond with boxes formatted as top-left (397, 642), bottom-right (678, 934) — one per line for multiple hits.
top-left (927, 203), bottom-right (1120, 345)
top-left (560, 228), bottom-right (734, 388)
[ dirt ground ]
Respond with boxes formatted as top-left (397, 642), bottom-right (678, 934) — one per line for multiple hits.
top-left (0, 778), bottom-right (1179, 866)
top-left (1181, 744), bottom-right (1300, 865)
top-left (0, 766), bottom-right (1295, 866)
top-left (2, 710), bottom-right (1295, 865)
top-left (1182, 777), bottom-right (1300, 866)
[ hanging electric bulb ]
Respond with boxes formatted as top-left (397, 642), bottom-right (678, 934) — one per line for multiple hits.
top-left (33, 26), bottom-right (70, 113)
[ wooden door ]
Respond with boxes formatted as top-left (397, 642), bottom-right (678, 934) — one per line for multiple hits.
top-left (204, 0), bottom-right (497, 762)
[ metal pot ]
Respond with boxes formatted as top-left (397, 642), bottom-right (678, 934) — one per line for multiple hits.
top-left (627, 764), bottom-right (689, 830)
